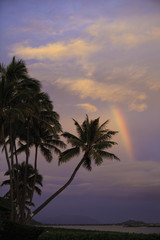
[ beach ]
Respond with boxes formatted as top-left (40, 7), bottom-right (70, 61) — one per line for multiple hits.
top-left (50, 225), bottom-right (160, 234)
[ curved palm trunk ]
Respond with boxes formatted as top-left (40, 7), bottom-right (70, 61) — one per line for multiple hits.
top-left (25, 158), bottom-right (85, 223)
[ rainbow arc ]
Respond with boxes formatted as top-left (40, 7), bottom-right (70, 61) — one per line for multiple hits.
top-left (112, 106), bottom-right (134, 161)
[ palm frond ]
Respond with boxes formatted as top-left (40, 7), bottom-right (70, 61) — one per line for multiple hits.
top-left (40, 145), bottom-right (52, 162)
top-left (34, 186), bottom-right (42, 195)
top-left (88, 117), bottom-right (100, 144)
top-left (98, 119), bottom-right (110, 131)
top-left (106, 130), bottom-right (119, 137)
top-left (93, 140), bottom-right (118, 150)
top-left (59, 147), bottom-right (80, 165)
top-left (95, 131), bottom-right (118, 143)
top-left (25, 201), bottom-right (35, 207)
top-left (90, 149), bottom-right (103, 166)
top-left (98, 150), bottom-right (120, 161)
top-left (52, 146), bottom-right (62, 155)
top-left (1, 179), bottom-right (10, 186)
top-left (62, 132), bottom-right (83, 147)
top-left (73, 119), bottom-right (84, 140)
top-left (44, 139), bottom-right (66, 149)
top-left (16, 142), bottom-right (28, 155)
top-left (82, 155), bottom-right (92, 171)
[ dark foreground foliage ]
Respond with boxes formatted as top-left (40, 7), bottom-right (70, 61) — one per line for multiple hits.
top-left (38, 230), bottom-right (160, 240)
top-left (0, 220), bottom-right (43, 240)
top-left (1, 220), bottom-right (160, 240)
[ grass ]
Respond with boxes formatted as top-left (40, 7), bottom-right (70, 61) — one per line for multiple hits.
top-left (0, 220), bottom-right (160, 240)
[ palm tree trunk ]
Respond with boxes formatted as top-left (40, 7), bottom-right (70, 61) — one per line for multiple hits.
top-left (9, 120), bottom-right (17, 221)
top-left (25, 158), bottom-right (85, 223)
top-left (27, 145), bottom-right (38, 218)
top-left (14, 141), bottom-right (20, 221)
top-left (21, 119), bottom-right (30, 223)
top-left (1, 123), bottom-right (14, 221)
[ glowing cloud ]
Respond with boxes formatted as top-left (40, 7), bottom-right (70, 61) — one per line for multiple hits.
top-left (76, 103), bottom-right (97, 112)
top-left (55, 78), bottom-right (147, 111)
top-left (112, 106), bottom-right (134, 161)
top-left (86, 17), bottom-right (160, 49)
top-left (129, 103), bottom-right (147, 112)
top-left (10, 40), bottom-right (99, 60)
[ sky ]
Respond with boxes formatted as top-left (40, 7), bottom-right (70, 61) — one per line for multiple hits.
top-left (0, 0), bottom-right (160, 224)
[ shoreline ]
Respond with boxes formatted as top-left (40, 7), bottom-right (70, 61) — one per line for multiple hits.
top-left (42, 224), bottom-right (160, 234)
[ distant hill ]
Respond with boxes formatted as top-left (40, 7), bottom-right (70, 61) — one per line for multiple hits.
top-left (30, 217), bottom-right (160, 226)
top-left (45, 214), bottom-right (100, 225)
top-left (119, 219), bottom-right (146, 226)
top-left (118, 219), bottom-right (160, 227)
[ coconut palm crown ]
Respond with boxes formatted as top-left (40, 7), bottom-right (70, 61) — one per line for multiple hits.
top-left (59, 115), bottom-right (120, 170)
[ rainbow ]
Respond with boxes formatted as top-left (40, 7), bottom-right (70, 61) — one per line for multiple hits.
top-left (111, 106), bottom-right (134, 161)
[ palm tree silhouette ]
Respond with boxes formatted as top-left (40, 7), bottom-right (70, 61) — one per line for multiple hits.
top-left (0, 57), bottom-right (40, 220)
top-left (0, 57), bottom-right (64, 223)
top-left (1, 162), bottom-right (43, 222)
top-left (26, 115), bottom-right (119, 222)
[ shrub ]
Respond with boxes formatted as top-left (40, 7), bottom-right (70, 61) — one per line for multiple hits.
top-left (38, 230), bottom-right (160, 240)
top-left (0, 220), bottom-right (43, 240)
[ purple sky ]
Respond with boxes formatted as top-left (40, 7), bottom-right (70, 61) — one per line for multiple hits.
top-left (0, 0), bottom-right (160, 224)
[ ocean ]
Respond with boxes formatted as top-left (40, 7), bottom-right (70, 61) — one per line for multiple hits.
top-left (49, 225), bottom-right (160, 234)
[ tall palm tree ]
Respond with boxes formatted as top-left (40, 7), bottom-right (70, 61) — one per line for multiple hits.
top-left (14, 90), bottom-right (66, 218)
top-left (26, 115), bottom-right (119, 223)
top-left (1, 162), bottom-right (43, 222)
top-left (0, 57), bottom-right (38, 220)
top-left (27, 116), bottom-right (65, 216)
top-left (1, 57), bottom-right (65, 223)
top-left (0, 57), bottom-right (57, 222)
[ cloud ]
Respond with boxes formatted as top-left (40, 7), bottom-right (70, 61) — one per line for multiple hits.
top-left (9, 19), bottom-right (64, 36)
top-left (10, 39), bottom-right (99, 60)
top-left (129, 103), bottom-right (147, 112)
top-left (55, 78), bottom-right (147, 111)
top-left (86, 16), bottom-right (160, 49)
top-left (44, 158), bottom-right (160, 197)
top-left (76, 103), bottom-right (97, 113)
top-left (148, 81), bottom-right (160, 91)
top-left (110, 66), bottom-right (147, 81)
top-left (9, 14), bottom-right (158, 113)
top-left (42, 173), bottom-right (77, 194)
top-left (74, 159), bottom-right (160, 196)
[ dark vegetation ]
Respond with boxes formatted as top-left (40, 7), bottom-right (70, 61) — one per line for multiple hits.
top-left (2, 58), bottom-right (158, 239)
top-left (0, 57), bottom-right (119, 224)
top-left (0, 221), bottom-right (160, 240)
top-left (0, 57), bottom-right (65, 224)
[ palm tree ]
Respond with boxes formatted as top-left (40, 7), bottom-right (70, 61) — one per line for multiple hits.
top-left (0, 57), bottom-right (37, 220)
top-left (14, 90), bottom-right (66, 218)
top-left (0, 57), bottom-right (63, 222)
top-left (1, 57), bottom-right (65, 223)
top-left (26, 115), bottom-right (119, 223)
top-left (27, 117), bottom-right (65, 217)
top-left (1, 162), bottom-right (43, 222)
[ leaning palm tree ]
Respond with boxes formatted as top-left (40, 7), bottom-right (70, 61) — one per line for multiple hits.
top-left (26, 115), bottom-right (119, 223)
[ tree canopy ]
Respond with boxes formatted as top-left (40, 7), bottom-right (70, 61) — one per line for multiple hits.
top-left (0, 57), bottom-right (119, 224)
